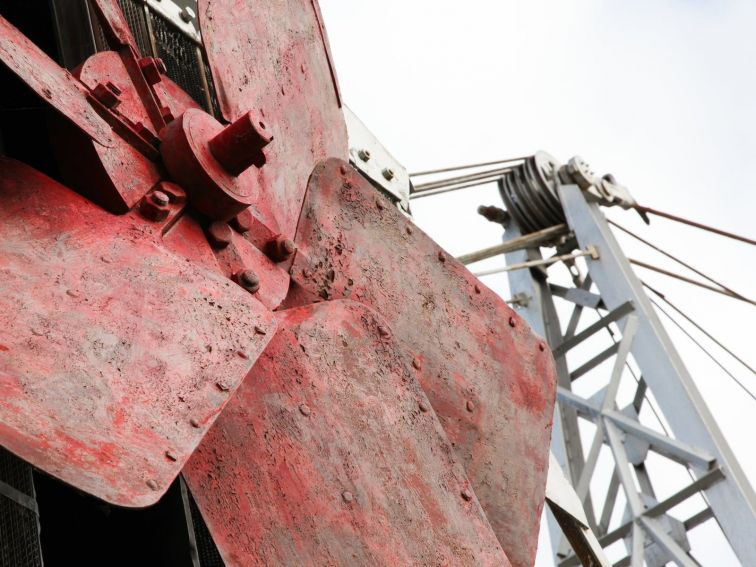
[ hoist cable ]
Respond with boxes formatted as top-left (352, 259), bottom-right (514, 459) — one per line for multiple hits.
top-left (409, 156), bottom-right (528, 177)
top-left (642, 282), bottom-right (755, 376)
top-left (635, 205), bottom-right (756, 247)
top-left (609, 219), bottom-right (750, 301)
top-left (647, 296), bottom-right (756, 403)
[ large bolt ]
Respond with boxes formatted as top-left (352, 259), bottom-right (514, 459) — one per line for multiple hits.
top-left (139, 57), bottom-right (167, 85)
top-left (237, 270), bottom-right (260, 294)
top-left (139, 189), bottom-right (171, 221)
top-left (208, 111), bottom-right (273, 176)
top-left (267, 236), bottom-right (296, 262)
top-left (179, 6), bottom-right (195, 22)
top-left (92, 82), bottom-right (121, 109)
top-left (206, 221), bottom-right (233, 249)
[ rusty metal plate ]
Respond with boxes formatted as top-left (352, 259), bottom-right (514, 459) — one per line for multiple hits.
top-left (287, 159), bottom-right (557, 567)
top-left (0, 158), bottom-right (276, 507)
top-left (198, 0), bottom-right (347, 238)
top-left (184, 300), bottom-right (511, 566)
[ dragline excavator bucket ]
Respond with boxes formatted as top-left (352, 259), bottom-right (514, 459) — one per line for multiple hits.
top-left (0, 1), bottom-right (556, 566)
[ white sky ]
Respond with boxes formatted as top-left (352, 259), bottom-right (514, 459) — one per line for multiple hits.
top-left (319, 2), bottom-right (755, 565)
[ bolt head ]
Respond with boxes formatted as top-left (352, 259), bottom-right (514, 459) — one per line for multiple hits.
top-left (180, 7), bottom-right (195, 22)
top-left (151, 190), bottom-right (170, 207)
top-left (238, 270), bottom-right (260, 293)
top-left (267, 236), bottom-right (297, 261)
top-left (207, 221), bottom-right (233, 249)
top-left (358, 148), bottom-right (371, 162)
top-left (382, 167), bottom-right (395, 181)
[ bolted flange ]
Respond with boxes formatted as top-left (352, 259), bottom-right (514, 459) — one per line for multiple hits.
top-left (160, 108), bottom-right (272, 221)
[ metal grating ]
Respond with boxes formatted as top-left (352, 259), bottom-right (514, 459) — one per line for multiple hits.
top-left (187, 489), bottom-right (224, 567)
top-left (149, 13), bottom-right (207, 110)
top-left (117, 0), bottom-right (153, 57)
top-left (0, 448), bottom-right (42, 567)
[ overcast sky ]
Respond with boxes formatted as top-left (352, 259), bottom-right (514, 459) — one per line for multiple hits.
top-left (319, 2), bottom-right (755, 565)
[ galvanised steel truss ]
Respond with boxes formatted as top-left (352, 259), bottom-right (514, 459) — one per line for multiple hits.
top-left (494, 157), bottom-right (756, 566)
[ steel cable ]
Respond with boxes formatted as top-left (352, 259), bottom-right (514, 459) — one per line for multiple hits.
top-left (609, 219), bottom-right (752, 302)
top-left (635, 205), bottom-right (756, 246)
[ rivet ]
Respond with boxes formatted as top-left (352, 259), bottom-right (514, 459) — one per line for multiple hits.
top-left (412, 357), bottom-right (422, 370)
top-left (165, 450), bottom-right (177, 462)
top-left (146, 479), bottom-right (159, 490)
top-left (466, 400), bottom-right (475, 412)
top-left (509, 317), bottom-right (516, 328)
top-left (474, 284), bottom-right (481, 294)
top-left (190, 418), bottom-right (201, 428)
top-left (376, 198), bottom-right (385, 211)
top-left (254, 325), bottom-right (267, 335)
top-left (300, 63), bottom-right (306, 73)
top-left (340, 164), bottom-right (348, 175)
top-left (461, 488), bottom-right (473, 501)
top-left (216, 381), bottom-right (230, 392)
top-left (405, 226), bottom-right (413, 235)
top-left (418, 400), bottom-right (430, 413)
top-left (358, 148), bottom-right (371, 162)
top-left (382, 167), bottom-right (395, 181)
top-left (238, 269), bottom-right (260, 294)
top-left (237, 350), bottom-right (248, 359)
top-left (539, 342), bottom-right (546, 352)
top-left (299, 403), bottom-right (311, 417)
top-left (341, 490), bottom-right (354, 503)
top-left (438, 251), bottom-right (446, 263)
top-left (66, 289), bottom-right (80, 298)
top-left (377, 325), bottom-right (391, 338)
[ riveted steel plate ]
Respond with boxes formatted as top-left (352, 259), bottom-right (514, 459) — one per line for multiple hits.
top-left (0, 158), bottom-right (276, 507)
top-left (198, 0), bottom-right (347, 237)
top-left (287, 159), bottom-right (557, 567)
top-left (184, 300), bottom-right (511, 567)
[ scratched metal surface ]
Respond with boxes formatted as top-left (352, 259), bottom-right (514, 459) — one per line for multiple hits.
top-left (0, 158), bottom-right (276, 507)
top-left (198, 0), bottom-right (348, 238)
top-left (287, 159), bottom-right (558, 567)
top-left (184, 300), bottom-right (511, 567)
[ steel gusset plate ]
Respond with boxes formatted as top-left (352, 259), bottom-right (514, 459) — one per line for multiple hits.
top-left (0, 158), bottom-right (276, 507)
top-left (184, 300), bottom-right (512, 567)
top-left (285, 159), bottom-right (558, 567)
top-left (198, 0), bottom-right (347, 238)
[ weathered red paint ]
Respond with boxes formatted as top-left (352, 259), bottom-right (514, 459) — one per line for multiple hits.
top-left (0, 2), bottom-right (558, 564)
top-left (198, 0), bottom-right (348, 237)
top-left (184, 300), bottom-right (512, 567)
top-left (287, 159), bottom-right (557, 567)
top-left (0, 158), bottom-right (277, 507)
top-left (160, 108), bottom-right (264, 221)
